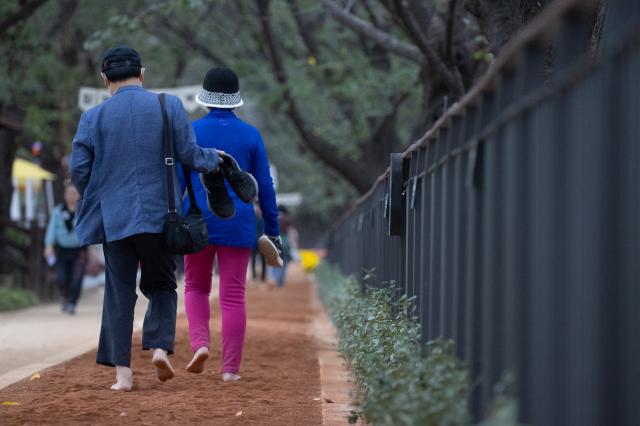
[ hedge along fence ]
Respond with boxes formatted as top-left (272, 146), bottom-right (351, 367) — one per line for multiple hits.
top-left (327, 0), bottom-right (640, 425)
top-left (316, 264), bottom-right (470, 425)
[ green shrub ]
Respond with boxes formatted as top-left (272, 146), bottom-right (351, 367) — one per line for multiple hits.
top-left (0, 287), bottom-right (39, 312)
top-left (317, 263), bottom-right (470, 425)
top-left (481, 372), bottom-right (520, 426)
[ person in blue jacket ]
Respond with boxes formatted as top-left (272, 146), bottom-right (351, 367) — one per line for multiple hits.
top-left (70, 46), bottom-right (221, 391)
top-left (44, 182), bottom-right (85, 315)
top-left (182, 67), bottom-right (280, 381)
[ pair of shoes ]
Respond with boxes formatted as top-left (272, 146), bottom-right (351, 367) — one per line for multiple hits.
top-left (200, 153), bottom-right (258, 219)
top-left (258, 235), bottom-right (284, 267)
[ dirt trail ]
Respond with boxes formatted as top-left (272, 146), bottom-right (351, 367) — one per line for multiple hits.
top-left (0, 267), bottom-right (323, 425)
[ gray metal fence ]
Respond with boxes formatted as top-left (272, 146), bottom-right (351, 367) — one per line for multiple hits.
top-left (326, 1), bottom-right (640, 424)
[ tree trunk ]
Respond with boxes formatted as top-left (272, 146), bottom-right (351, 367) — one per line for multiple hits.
top-left (0, 107), bottom-right (24, 274)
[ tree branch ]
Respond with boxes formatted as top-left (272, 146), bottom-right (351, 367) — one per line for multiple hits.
top-left (445, 0), bottom-right (458, 61)
top-left (393, 0), bottom-right (465, 95)
top-left (152, 13), bottom-right (228, 67)
top-left (320, 0), bottom-right (424, 64)
top-left (0, 0), bottom-right (49, 38)
top-left (290, 0), bottom-right (320, 57)
top-left (369, 91), bottom-right (410, 143)
top-left (256, 0), bottom-right (372, 194)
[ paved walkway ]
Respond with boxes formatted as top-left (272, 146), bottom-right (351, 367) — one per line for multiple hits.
top-left (0, 265), bottom-right (355, 425)
top-left (0, 277), bottom-right (191, 387)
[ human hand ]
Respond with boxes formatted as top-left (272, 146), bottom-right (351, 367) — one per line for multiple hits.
top-left (44, 246), bottom-right (56, 266)
top-left (44, 245), bottom-right (54, 259)
top-left (267, 235), bottom-right (283, 257)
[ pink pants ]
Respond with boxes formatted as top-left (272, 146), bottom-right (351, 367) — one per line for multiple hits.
top-left (184, 245), bottom-right (251, 374)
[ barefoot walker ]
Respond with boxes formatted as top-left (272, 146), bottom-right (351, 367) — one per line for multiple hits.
top-left (183, 67), bottom-right (281, 381)
top-left (70, 46), bottom-right (221, 391)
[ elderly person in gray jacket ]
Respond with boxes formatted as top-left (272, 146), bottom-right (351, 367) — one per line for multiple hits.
top-left (70, 45), bottom-right (221, 391)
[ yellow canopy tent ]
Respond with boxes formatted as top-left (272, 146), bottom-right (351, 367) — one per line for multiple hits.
top-left (12, 158), bottom-right (56, 189)
top-left (10, 158), bottom-right (56, 224)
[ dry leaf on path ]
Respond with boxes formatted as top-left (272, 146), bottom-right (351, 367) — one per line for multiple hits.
top-left (324, 398), bottom-right (334, 403)
top-left (235, 411), bottom-right (243, 416)
top-left (1, 402), bottom-right (22, 406)
top-left (30, 373), bottom-right (41, 380)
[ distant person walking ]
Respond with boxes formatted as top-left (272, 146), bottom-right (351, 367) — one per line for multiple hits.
top-left (70, 45), bottom-right (221, 391)
top-left (44, 182), bottom-right (85, 315)
top-left (182, 67), bottom-right (281, 381)
top-left (267, 206), bottom-right (298, 289)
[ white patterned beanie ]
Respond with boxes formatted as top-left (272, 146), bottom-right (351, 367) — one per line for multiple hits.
top-left (196, 67), bottom-right (244, 109)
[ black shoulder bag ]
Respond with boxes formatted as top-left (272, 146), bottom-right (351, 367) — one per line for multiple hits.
top-left (159, 93), bottom-right (208, 254)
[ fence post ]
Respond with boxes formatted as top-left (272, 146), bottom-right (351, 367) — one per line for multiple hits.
top-left (388, 153), bottom-right (405, 236)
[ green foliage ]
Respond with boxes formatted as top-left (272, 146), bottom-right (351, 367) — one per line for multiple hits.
top-left (0, 0), bottom-right (467, 225)
top-left (0, 287), bottom-right (38, 312)
top-left (317, 263), bottom-right (470, 426)
top-left (481, 372), bottom-right (520, 426)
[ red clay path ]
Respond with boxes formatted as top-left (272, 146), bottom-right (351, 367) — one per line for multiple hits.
top-left (0, 268), bottom-right (323, 425)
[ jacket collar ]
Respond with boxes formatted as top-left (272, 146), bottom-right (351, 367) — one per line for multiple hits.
top-left (206, 108), bottom-right (236, 119)
top-left (113, 85), bottom-right (145, 95)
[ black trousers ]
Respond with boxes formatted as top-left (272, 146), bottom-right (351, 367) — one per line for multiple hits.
top-left (55, 246), bottom-right (85, 306)
top-left (97, 233), bottom-right (177, 368)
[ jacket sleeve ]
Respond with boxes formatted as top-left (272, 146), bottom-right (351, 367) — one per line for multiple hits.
top-left (44, 207), bottom-right (58, 247)
top-left (69, 113), bottom-right (93, 196)
top-left (251, 131), bottom-right (280, 237)
top-left (170, 97), bottom-right (220, 173)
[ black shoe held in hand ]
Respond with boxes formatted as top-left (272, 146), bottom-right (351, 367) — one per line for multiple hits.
top-left (200, 172), bottom-right (235, 219)
top-left (218, 152), bottom-right (258, 203)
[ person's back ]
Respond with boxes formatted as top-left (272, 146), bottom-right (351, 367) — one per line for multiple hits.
top-left (72, 79), bottom-right (218, 245)
top-left (79, 87), bottom-right (191, 242)
top-left (180, 67), bottom-right (280, 381)
top-left (187, 110), bottom-right (277, 247)
top-left (69, 45), bottom-right (220, 392)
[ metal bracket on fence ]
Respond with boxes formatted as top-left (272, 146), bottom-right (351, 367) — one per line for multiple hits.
top-left (388, 153), bottom-right (405, 236)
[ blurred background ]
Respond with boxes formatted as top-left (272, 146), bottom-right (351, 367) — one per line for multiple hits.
top-left (0, 0), bottom-right (608, 298)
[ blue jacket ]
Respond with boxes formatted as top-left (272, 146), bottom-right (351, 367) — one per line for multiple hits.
top-left (181, 109), bottom-right (279, 248)
top-left (70, 85), bottom-right (220, 246)
top-left (44, 204), bottom-right (81, 248)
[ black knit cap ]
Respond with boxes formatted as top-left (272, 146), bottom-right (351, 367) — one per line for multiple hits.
top-left (101, 45), bottom-right (142, 72)
top-left (202, 67), bottom-right (239, 94)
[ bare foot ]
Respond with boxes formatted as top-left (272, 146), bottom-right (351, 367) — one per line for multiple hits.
top-left (186, 347), bottom-right (209, 374)
top-left (222, 372), bottom-right (241, 382)
top-left (111, 366), bottom-right (133, 391)
top-left (152, 349), bottom-right (175, 382)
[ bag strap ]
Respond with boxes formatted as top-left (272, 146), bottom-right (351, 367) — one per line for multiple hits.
top-left (159, 94), bottom-right (202, 218)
